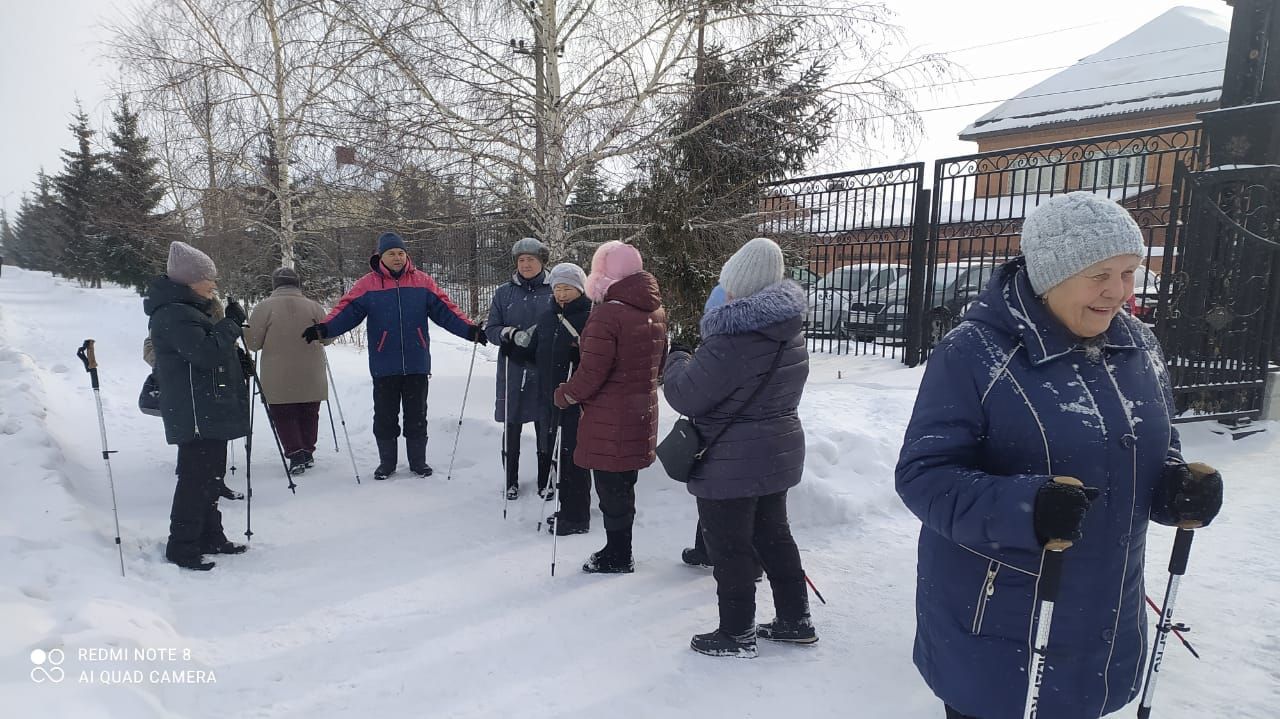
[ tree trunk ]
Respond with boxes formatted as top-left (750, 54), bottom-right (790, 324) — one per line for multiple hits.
top-left (263, 0), bottom-right (296, 268)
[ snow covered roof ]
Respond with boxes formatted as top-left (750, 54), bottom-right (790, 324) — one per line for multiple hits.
top-left (959, 7), bottom-right (1230, 140)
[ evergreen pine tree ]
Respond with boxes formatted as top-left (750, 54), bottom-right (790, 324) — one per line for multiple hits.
top-left (101, 96), bottom-right (168, 292)
top-left (640, 25), bottom-right (833, 340)
top-left (12, 172), bottom-right (66, 273)
top-left (53, 103), bottom-right (110, 287)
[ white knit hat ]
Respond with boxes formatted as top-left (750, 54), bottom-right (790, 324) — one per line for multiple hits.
top-left (719, 237), bottom-right (784, 299)
top-left (1020, 192), bottom-right (1146, 295)
top-left (166, 241), bottom-right (217, 285)
top-left (547, 263), bottom-right (587, 293)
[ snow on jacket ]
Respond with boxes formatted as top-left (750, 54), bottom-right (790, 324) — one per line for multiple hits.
top-left (144, 276), bottom-right (251, 445)
top-left (662, 281), bottom-right (809, 499)
top-left (557, 271), bottom-right (667, 472)
top-left (485, 271), bottom-right (554, 423)
top-left (323, 254), bottom-right (473, 378)
top-left (895, 257), bottom-right (1184, 719)
top-left (242, 285), bottom-right (331, 405)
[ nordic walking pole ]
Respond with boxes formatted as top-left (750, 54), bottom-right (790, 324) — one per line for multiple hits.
top-left (242, 345), bottom-right (295, 493)
top-left (228, 438), bottom-right (237, 477)
top-left (244, 354), bottom-right (256, 541)
top-left (538, 415), bottom-right (560, 533)
top-left (325, 400), bottom-right (339, 453)
top-left (76, 340), bottom-right (126, 577)
top-left (805, 575), bottom-right (827, 605)
top-left (323, 352), bottom-right (361, 485)
top-left (446, 342), bottom-right (479, 481)
top-left (1144, 594), bottom-right (1199, 658)
top-left (1022, 476), bottom-right (1082, 719)
top-left (1138, 465), bottom-right (1212, 719)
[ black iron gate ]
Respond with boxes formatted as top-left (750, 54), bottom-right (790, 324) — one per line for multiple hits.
top-left (1157, 163), bottom-right (1280, 421)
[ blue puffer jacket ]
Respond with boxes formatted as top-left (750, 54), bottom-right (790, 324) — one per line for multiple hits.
top-left (485, 271), bottom-right (553, 423)
top-left (895, 258), bottom-right (1183, 719)
top-left (323, 254), bottom-right (474, 378)
top-left (663, 281), bottom-right (809, 499)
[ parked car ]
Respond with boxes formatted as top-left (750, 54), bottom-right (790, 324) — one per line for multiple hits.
top-left (1128, 265), bottom-right (1161, 324)
top-left (804, 263), bottom-right (907, 338)
top-left (789, 266), bottom-right (820, 291)
top-left (845, 262), bottom-right (1002, 343)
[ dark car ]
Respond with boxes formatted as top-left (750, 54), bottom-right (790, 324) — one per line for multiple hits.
top-left (845, 262), bottom-right (1001, 343)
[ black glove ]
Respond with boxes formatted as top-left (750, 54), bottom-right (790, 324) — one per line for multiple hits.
top-left (1159, 463), bottom-right (1223, 527)
top-left (1033, 478), bottom-right (1101, 546)
top-left (302, 323), bottom-right (328, 344)
top-left (668, 343), bottom-right (694, 356)
top-left (237, 347), bottom-right (256, 379)
top-left (469, 325), bottom-right (489, 345)
top-left (224, 299), bottom-right (247, 326)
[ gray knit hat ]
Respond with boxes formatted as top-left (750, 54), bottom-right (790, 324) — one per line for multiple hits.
top-left (272, 266), bottom-right (300, 289)
top-left (1020, 192), bottom-right (1146, 295)
top-left (719, 237), bottom-right (784, 299)
top-left (166, 241), bottom-right (217, 285)
top-left (547, 263), bottom-right (587, 293)
top-left (511, 236), bottom-right (550, 264)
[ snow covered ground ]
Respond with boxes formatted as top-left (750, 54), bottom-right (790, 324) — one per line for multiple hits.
top-left (1, 266), bottom-right (1276, 718)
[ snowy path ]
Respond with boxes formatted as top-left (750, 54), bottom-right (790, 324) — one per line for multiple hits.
top-left (0, 267), bottom-right (1275, 718)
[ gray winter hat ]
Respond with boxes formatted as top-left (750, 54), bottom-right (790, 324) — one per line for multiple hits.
top-left (547, 263), bottom-right (587, 293)
top-left (511, 237), bottom-right (550, 264)
top-left (272, 266), bottom-right (300, 289)
top-left (167, 241), bottom-right (217, 285)
top-left (720, 237), bottom-right (784, 299)
top-left (1020, 192), bottom-right (1146, 295)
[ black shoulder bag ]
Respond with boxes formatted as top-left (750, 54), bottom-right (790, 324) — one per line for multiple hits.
top-left (657, 341), bottom-right (786, 483)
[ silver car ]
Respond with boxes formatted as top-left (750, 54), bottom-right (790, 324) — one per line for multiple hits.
top-left (804, 263), bottom-right (906, 338)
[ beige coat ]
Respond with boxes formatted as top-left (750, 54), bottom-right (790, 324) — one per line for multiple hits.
top-left (243, 286), bottom-right (331, 405)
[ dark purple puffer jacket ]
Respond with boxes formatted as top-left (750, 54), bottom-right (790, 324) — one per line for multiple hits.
top-left (662, 280), bottom-right (809, 499)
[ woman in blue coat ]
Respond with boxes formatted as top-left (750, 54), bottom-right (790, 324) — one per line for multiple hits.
top-left (664, 237), bottom-right (815, 658)
top-left (896, 193), bottom-right (1223, 719)
top-left (485, 237), bottom-right (554, 499)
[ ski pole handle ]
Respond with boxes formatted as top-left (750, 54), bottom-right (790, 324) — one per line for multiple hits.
top-left (1044, 476), bottom-right (1084, 552)
top-left (77, 339), bottom-right (100, 389)
top-left (1175, 463), bottom-right (1218, 530)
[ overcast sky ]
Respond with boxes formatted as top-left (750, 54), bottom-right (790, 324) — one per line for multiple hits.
top-left (0, 0), bottom-right (1230, 219)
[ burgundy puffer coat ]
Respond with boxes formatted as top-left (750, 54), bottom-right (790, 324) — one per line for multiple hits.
top-left (555, 271), bottom-right (667, 471)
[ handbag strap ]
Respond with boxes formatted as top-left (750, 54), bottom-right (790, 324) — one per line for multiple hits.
top-left (697, 341), bottom-right (787, 458)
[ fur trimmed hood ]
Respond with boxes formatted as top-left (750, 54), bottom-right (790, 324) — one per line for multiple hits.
top-left (700, 280), bottom-right (807, 339)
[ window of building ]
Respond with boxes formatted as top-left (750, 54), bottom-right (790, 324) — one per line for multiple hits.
top-left (1009, 153), bottom-right (1067, 194)
top-left (1080, 149), bottom-right (1148, 189)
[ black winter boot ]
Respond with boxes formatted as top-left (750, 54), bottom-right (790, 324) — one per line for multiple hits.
top-left (690, 628), bottom-right (758, 658)
top-left (202, 541), bottom-right (248, 555)
top-left (546, 513), bottom-right (589, 536)
top-left (287, 450), bottom-right (310, 476)
top-left (757, 615), bottom-right (818, 644)
top-left (407, 437), bottom-right (432, 477)
top-left (681, 546), bottom-right (712, 568)
top-left (503, 423), bottom-right (521, 495)
top-left (374, 438), bottom-right (398, 480)
top-left (166, 551), bottom-right (215, 571)
top-left (583, 530), bottom-right (633, 573)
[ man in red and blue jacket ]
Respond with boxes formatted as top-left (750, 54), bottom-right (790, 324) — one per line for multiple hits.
top-left (303, 232), bottom-right (488, 479)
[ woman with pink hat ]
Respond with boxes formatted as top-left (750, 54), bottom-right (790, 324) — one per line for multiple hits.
top-left (554, 241), bottom-right (667, 573)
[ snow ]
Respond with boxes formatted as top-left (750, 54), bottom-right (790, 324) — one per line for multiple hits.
top-left (2, 265), bottom-right (1278, 718)
top-left (961, 6), bottom-right (1231, 139)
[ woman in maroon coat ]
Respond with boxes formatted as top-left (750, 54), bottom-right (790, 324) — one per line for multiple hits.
top-left (554, 241), bottom-right (667, 574)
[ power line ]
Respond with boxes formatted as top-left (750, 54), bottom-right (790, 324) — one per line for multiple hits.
top-left (898, 41), bottom-right (1229, 93)
top-left (931, 21), bottom-right (1110, 56)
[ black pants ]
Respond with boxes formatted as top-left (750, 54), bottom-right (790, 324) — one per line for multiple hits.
top-left (696, 490), bottom-right (806, 634)
top-left (945, 707), bottom-right (979, 719)
top-left (373, 374), bottom-right (429, 440)
top-left (552, 407), bottom-right (591, 523)
top-left (593, 469), bottom-right (638, 532)
top-left (167, 438), bottom-right (231, 561)
top-left (504, 420), bottom-right (548, 489)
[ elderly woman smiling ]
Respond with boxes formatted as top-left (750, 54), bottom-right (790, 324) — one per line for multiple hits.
top-left (895, 192), bottom-right (1223, 719)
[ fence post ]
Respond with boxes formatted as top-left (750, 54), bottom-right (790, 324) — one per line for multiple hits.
top-left (469, 216), bottom-right (480, 320)
top-left (903, 187), bottom-right (932, 367)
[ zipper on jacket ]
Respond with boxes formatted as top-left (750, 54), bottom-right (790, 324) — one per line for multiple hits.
top-left (971, 560), bottom-right (999, 634)
top-left (189, 365), bottom-right (202, 438)
top-left (395, 281), bottom-right (406, 374)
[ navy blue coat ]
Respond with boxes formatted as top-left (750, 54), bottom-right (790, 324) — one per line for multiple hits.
top-left (323, 254), bottom-right (474, 378)
top-left (144, 276), bottom-right (251, 446)
top-left (663, 281), bottom-right (809, 499)
top-left (895, 258), bottom-right (1183, 719)
top-left (485, 271), bottom-right (554, 423)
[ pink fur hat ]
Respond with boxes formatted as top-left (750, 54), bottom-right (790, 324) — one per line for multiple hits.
top-left (584, 241), bottom-right (644, 301)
